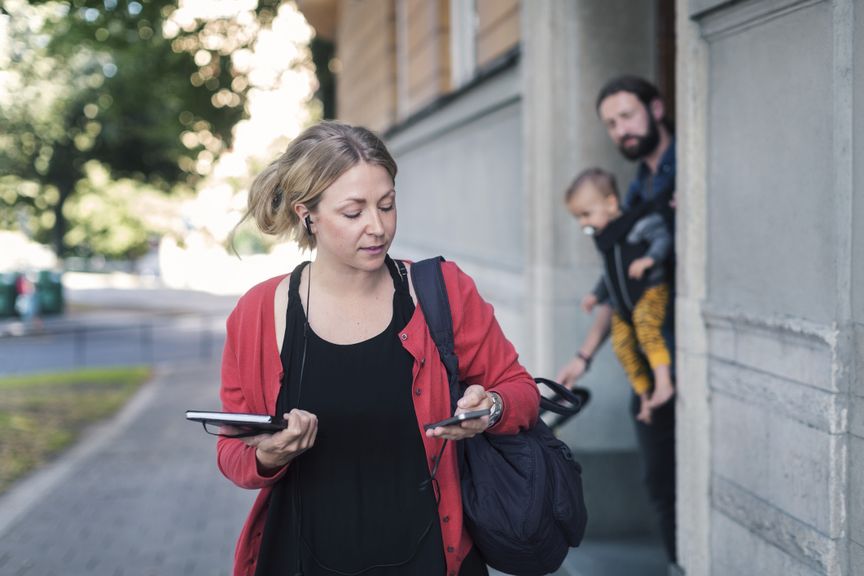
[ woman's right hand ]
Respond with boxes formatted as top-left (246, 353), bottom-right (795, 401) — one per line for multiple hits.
top-left (242, 409), bottom-right (318, 473)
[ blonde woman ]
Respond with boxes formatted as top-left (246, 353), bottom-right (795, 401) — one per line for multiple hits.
top-left (217, 121), bottom-right (539, 576)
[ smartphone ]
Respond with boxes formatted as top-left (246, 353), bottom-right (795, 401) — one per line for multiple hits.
top-left (424, 408), bottom-right (491, 430)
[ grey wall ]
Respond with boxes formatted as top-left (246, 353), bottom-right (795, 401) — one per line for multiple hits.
top-left (681, 0), bottom-right (859, 574)
top-left (849, 0), bottom-right (864, 569)
top-left (706, 2), bottom-right (836, 323)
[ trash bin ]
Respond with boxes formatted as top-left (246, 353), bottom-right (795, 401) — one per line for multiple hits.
top-left (36, 270), bottom-right (64, 315)
top-left (0, 272), bottom-right (17, 318)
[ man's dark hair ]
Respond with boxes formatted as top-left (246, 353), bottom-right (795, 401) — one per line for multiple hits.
top-left (595, 75), bottom-right (661, 111)
top-left (596, 75), bottom-right (674, 133)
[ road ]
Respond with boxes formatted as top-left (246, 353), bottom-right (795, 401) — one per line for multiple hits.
top-left (0, 284), bottom-right (236, 376)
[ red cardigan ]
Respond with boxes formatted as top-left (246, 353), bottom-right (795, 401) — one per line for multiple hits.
top-left (217, 260), bottom-right (539, 576)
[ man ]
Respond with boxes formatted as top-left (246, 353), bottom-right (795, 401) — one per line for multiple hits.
top-left (556, 75), bottom-right (677, 564)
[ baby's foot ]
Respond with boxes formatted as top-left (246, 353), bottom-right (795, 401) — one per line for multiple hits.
top-left (648, 384), bottom-right (675, 409)
top-left (636, 397), bottom-right (653, 424)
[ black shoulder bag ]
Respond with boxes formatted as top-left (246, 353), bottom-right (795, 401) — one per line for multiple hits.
top-left (411, 257), bottom-right (588, 576)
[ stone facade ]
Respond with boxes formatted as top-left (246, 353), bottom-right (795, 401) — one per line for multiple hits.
top-left (677, 0), bottom-right (861, 574)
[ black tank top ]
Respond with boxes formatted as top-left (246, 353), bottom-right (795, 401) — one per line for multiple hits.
top-left (255, 256), bottom-right (445, 576)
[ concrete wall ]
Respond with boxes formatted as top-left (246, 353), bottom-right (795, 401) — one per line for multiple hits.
top-left (680, 0), bottom-right (859, 573)
top-left (852, 1), bottom-right (864, 569)
top-left (675, 0), bottom-right (711, 571)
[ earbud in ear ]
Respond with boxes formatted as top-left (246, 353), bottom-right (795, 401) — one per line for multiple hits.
top-left (304, 215), bottom-right (313, 235)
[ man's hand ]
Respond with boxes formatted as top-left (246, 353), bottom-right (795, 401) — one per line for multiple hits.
top-left (580, 293), bottom-right (598, 313)
top-left (628, 257), bottom-right (655, 279)
top-left (556, 355), bottom-right (589, 389)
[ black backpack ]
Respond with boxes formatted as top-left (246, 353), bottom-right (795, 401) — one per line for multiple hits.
top-left (411, 257), bottom-right (588, 576)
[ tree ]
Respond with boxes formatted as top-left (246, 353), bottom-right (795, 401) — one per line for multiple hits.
top-left (0, 0), bottom-right (283, 256)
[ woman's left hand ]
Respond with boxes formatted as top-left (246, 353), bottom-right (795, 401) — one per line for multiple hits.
top-left (425, 384), bottom-right (494, 440)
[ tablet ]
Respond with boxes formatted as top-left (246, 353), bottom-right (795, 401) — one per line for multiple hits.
top-left (185, 410), bottom-right (287, 432)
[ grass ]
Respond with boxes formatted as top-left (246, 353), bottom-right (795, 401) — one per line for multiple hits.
top-left (0, 366), bottom-right (151, 494)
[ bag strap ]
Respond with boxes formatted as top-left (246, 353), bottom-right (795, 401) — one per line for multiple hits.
top-left (411, 257), bottom-right (587, 421)
top-left (536, 377), bottom-right (589, 416)
top-left (410, 257), bottom-right (461, 412)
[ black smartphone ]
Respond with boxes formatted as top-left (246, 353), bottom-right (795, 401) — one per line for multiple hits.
top-left (424, 408), bottom-right (491, 430)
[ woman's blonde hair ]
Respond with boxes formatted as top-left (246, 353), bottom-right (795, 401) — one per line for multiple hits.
top-left (240, 121), bottom-right (397, 251)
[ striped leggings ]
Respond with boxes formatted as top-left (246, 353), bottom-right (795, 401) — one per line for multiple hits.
top-left (610, 284), bottom-right (672, 396)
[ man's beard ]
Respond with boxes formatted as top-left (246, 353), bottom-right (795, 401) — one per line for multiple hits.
top-left (618, 112), bottom-right (660, 161)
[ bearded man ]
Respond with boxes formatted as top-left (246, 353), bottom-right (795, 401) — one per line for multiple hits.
top-left (557, 76), bottom-right (678, 566)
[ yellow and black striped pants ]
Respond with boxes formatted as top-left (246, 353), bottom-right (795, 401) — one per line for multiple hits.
top-left (610, 283), bottom-right (672, 396)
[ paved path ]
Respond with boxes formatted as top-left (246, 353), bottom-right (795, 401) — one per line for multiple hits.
top-left (0, 361), bottom-right (254, 576)
top-left (0, 356), bottom-right (669, 576)
top-left (0, 279), bottom-right (671, 576)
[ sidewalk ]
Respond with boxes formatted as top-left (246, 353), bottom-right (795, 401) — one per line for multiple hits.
top-left (0, 280), bottom-right (671, 575)
top-left (0, 359), bottom-right (670, 576)
top-left (0, 361), bottom-right (253, 576)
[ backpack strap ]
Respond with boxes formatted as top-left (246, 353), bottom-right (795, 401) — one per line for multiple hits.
top-left (410, 256), bottom-right (460, 412)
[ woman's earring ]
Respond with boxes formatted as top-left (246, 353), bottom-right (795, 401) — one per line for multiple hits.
top-left (304, 215), bottom-right (313, 235)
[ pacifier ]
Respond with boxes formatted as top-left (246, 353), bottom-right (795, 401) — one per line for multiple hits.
top-left (582, 226), bottom-right (596, 237)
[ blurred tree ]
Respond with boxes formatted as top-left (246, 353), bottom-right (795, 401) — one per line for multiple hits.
top-left (0, 0), bottom-right (283, 256)
top-left (62, 161), bottom-right (189, 260)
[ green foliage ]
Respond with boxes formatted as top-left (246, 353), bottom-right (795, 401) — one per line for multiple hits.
top-left (0, 0), bottom-right (284, 255)
top-left (62, 163), bottom-right (155, 259)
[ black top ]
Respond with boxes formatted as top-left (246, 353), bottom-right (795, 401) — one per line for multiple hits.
top-left (592, 205), bottom-right (653, 322)
top-left (255, 257), bottom-right (445, 576)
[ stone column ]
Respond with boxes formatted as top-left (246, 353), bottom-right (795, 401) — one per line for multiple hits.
top-left (520, 0), bottom-right (657, 378)
top-left (685, 0), bottom-right (857, 573)
top-left (675, 0), bottom-right (711, 573)
top-left (521, 0), bottom-right (661, 536)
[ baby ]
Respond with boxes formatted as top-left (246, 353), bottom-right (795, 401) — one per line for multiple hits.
top-left (565, 168), bottom-right (675, 423)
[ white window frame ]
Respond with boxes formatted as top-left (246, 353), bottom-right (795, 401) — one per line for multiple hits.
top-left (449, 0), bottom-right (477, 89)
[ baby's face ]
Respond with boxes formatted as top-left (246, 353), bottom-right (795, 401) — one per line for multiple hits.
top-left (566, 183), bottom-right (620, 235)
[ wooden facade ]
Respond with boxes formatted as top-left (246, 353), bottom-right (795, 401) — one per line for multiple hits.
top-left (475, 0), bottom-right (519, 69)
top-left (306, 0), bottom-right (521, 131)
top-left (334, 0), bottom-right (398, 132)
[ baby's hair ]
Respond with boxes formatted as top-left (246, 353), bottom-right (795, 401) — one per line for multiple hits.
top-left (564, 167), bottom-right (619, 203)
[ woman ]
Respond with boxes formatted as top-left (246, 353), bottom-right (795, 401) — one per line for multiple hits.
top-left (217, 121), bottom-right (539, 576)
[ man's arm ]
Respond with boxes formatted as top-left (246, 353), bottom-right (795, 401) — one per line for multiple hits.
top-left (638, 213), bottom-right (672, 264)
top-left (627, 214), bottom-right (673, 280)
top-left (592, 276), bottom-right (610, 304)
top-left (556, 304), bottom-right (613, 388)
